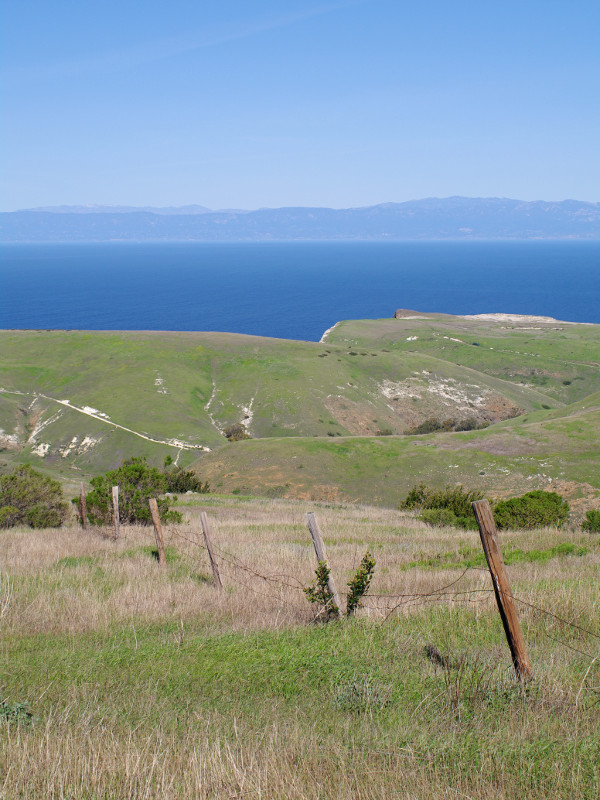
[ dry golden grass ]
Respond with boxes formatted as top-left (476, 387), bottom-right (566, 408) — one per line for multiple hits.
top-left (2, 495), bottom-right (598, 638)
top-left (2, 495), bottom-right (600, 799)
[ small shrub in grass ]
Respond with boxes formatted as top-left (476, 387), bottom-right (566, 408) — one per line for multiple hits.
top-left (334, 678), bottom-right (392, 712)
top-left (0, 464), bottom-right (68, 528)
top-left (81, 457), bottom-right (182, 526)
top-left (400, 483), bottom-right (483, 530)
top-left (1, 700), bottom-right (33, 726)
top-left (493, 490), bottom-right (569, 530)
top-left (419, 508), bottom-right (460, 528)
top-left (224, 423), bottom-right (250, 442)
top-left (346, 551), bottom-right (376, 615)
top-left (163, 456), bottom-right (210, 493)
top-left (582, 509), bottom-right (600, 533)
top-left (304, 560), bottom-right (338, 619)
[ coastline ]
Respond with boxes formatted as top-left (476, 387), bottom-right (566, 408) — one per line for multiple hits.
top-left (320, 321), bottom-right (339, 343)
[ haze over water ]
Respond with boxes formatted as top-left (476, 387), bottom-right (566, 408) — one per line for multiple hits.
top-left (1, 241), bottom-right (599, 340)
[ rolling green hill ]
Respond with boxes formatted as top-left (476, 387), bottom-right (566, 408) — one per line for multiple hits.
top-left (1, 312), bottom-right (599, 506)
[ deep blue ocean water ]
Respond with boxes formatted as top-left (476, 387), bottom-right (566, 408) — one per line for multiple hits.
top-left (1, 241), bottom-right (599, 341)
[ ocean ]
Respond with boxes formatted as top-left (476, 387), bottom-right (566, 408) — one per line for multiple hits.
top-left (1, 241), bottom-right (599, 340)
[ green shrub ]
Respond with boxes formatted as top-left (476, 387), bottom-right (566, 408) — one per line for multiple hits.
top-left (82, 458), bottom-right (182, 526)
top-left (1, 700), bottom-right (33, 726)
top-left (163, 457), bottom-right (210, 493)
top-left (346, 551), bottom-right (376, 615)
top-left (0, 506), bottom-right (20, 529)
top-left (406, 418), bottom-right (451, 435)
top-left (493, 490), bottom-right (569, 530)
top-left (304, 560), bottom-right (338, 620)
top-left (419, 508), bottom-right (459, 528)
top-left (406, 417), bottom-right (488, 435)
top-left (0, 464), bottom-right (68, 529)
top-left (224, 423), bottom-right (250, 442)
top-left (400, 483), bottom-right (483, 529)
top-left (582, 509), bottom-right (600, 533)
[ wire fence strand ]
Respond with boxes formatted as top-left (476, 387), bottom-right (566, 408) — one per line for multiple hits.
top-left (161, 521), bottom-right (600, 661)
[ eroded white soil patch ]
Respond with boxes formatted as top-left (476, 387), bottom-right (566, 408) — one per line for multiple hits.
top-left (154, 373), bottom-right (168, 395)
top-left (379, 376), bottom-right (488, 411)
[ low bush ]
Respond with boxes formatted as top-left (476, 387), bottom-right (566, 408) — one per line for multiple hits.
top-left (163, 457), bottom-right (210, 493)
top-left (82, 457), bottom-right (182, 526)
top-left (406, 417), bottom-right (489, 435)
top-left (0, 464), bottom-right (69, 529)
top-left (346, 551), bottom-right (376, 615)
top-left (493, 490), bottom-right (569, 530)
top-left (582, 509), bottom-right (600, 533)
top-left (304, 560), bottom-right (338, 620)
top-left (400, 483), bottom-right (483, 530)
top-left (419, 508), bottom-right (460, 528)
top-left (224, 423), bottom-right (251, 442)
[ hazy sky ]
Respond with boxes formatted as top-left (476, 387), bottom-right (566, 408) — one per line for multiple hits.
top-left (1, 0), bottom-right (599, 210)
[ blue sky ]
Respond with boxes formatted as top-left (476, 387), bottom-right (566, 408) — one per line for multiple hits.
top-left (1, 0), bottom-right (599, 210)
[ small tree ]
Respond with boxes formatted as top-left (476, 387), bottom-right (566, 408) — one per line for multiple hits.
top-left (0, 464), bottom-right (69, 529)
top-left (82, 458), bottom-right (181, 526)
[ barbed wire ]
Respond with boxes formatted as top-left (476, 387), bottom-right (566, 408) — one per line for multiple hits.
top-left (158, 521), bottom-right (600, 659)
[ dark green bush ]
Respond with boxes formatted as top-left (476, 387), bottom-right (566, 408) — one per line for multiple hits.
top-left (346, 551), bottom-right (376, 615)
top-left (163, 457), bottom-right (210, 493)
top-left (82, 457), bottom-right (182, 526)
top-left (224, 423), bottom-right (251, 442)
top-left (1, 700), bottom-right (33, 726)
top-left (406, 418), bottom-right (452, 435)
top-left (406, 417), bottom-right (488, 435)
top-left (419, 508), bottom-right (459, 528)
top-left (493, 490), bottom-right (569, 530)
top-left (400, 483), bottom-right (483, 529)
top-left (0, 464), bottom-right (69, 529)
top-left (582, 509), bottom-right (600, 533)
top-left (304, 560), bottom-right (338, 619)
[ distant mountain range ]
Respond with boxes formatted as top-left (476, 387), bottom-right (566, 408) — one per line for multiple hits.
top-left (1, 197), bottom-right (599, 242)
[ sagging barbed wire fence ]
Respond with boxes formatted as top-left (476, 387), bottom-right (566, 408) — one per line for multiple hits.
top-left (81, 489), bottom-right (600, 682)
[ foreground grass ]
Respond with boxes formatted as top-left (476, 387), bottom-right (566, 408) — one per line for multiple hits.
top-left (2, 495), bottom-right (599, 798)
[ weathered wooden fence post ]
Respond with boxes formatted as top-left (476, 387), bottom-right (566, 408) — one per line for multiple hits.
top-left (112, 485), bottom-right (120, 540)
top-left (149, 498), bottom-right (167, 567)
top-left (306, 512), bottom-right (343, 618)
top-left (200, 512), bottom-right (223, 590)
top-left (79, 482), bottom-right (88, 529)
top-left (472, 499), bottom-right (533, 681)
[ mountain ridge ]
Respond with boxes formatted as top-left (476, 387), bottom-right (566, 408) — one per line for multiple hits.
top-left (2, 197), bottom-right (599, 241)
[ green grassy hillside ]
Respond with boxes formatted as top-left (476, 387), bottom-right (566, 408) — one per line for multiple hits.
top-left (1, 312), bottom-right (598, 503)
top-left (190, 394), bottom-right (600, 511)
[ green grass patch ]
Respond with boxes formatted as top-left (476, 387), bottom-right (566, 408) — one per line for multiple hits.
top-left (404, 541), bottom-right (589, 571)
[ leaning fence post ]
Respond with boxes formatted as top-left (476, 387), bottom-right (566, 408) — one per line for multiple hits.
top-left (149, 498), bottom-right (167, 567)
top-left (200, 512), bottom-right (223, 590)
top-left (112, 485), bottom-right (120, 539)
top-left (79, 482), bottom-right (88, 529)
top-left (306, 512), bottom-right (343, 618)
top-left (472, 499), bottom-right (533, 681)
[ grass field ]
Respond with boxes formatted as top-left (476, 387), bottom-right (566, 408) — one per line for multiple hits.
top-left (2, 493), bottom-right (599, 799)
